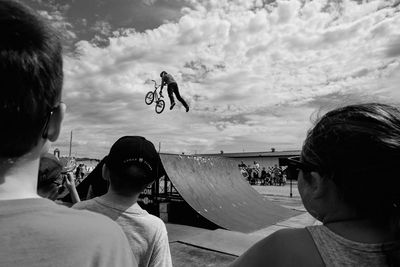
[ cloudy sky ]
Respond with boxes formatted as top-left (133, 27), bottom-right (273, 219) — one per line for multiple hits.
top-left (23, 0), bottom-right (400, 159)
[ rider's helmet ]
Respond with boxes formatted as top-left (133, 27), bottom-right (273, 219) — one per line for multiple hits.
top-left (160, 71), bottom-right (167, 77)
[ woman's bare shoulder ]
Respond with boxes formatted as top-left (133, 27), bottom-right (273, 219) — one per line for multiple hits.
top-left (230, 228), bottom-right (324, 267)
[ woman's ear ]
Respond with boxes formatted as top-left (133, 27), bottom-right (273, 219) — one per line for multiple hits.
top-left (102, 163), bottom-right (110, 181)
top-left (309, 171), bottom-right (328, 199)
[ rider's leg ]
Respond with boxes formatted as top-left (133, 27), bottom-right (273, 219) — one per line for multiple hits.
top-left (167, 85), bottom-right (176, 110)
top-left (167, 85), bottom-right (175, 106)
top-left (172, 83), bottom-right (189, 112)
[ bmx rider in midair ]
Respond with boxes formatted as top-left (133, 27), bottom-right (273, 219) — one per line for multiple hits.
top-left (159, 71), bottom-right (189, 112)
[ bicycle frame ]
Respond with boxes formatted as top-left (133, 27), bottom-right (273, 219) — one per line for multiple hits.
top-left (151, 79), bottom-right (162, 101)
top-left (145, 79), bottom-right (165, 113)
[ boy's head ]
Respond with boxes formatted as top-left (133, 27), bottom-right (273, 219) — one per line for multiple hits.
top-left (0, 0), bottom-right (64, 158)
top-left (103, 136), bottom-right (166, 195)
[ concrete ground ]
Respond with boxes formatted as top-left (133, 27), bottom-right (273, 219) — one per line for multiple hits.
top-left (170, 242), bottom-right (237, 267)
top-left (169, 182), bottom-right (319, 267)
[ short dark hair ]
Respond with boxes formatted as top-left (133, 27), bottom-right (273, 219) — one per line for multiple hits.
top-left (0, 0), bottom-right (63, 157)
top-left (107, 164), bottom-right (153, 195)
top-left (302, 103), bottom-right (400, 222)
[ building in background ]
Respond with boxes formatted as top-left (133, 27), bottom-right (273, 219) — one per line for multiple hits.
top-left (196, 150), bottom-right (301, 171)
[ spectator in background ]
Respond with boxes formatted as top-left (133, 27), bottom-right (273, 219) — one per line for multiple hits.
top-left (281, 167), bottom-right (287, 186)
top-left (37, 153), bottom-right (80, 206)
top-left (260, 167), bottom-right (267, 185)
top-left (266, 171), bottom-right (272, 185)
top-left (253, 161), bottom-right (260, 170)
top-left (238, 161), bottom-right (246, 169)
top-left (80, 164), bottom-right (86, 179)
top-left (240, 167), bottom-right (249, 181)
top-left (75, 164), bottom-right (82, 182)
top-left (247, 164), bottom-right (253, 181)
top-left (74, 136), bottom-right (172, 267)
top-left (0, 2), bottom-right (136, 266)
top-left (272, 164), bottom-right (281, 185)
top-left (74, 163), bottom-right (86, 183)
top-left (37, 153), bottom-right (63, 200)
top-left (231, 103), bottom-right (400, 266)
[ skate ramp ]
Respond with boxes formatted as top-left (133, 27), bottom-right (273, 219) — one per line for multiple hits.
top-left (160, 154), bottom-right (299, 233)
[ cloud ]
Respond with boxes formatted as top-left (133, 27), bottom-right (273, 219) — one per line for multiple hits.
top-left (142, 0), bottom-right (159, 6)
top-left (92, 20), bottom-right (112, 36)
top-left (385, 35), bottom-right (400, 57)
top-left (49, 0), bottom-right (400, 158)
top-left (276, 0), bottom-right (301, 24)
top-left (37, 9), bottom-right (76, 41)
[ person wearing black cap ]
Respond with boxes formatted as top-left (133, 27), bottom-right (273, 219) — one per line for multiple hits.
top-left (159, 71), bottom-right (189, 112)
top-left (73, 136), bottom-right (172, 267)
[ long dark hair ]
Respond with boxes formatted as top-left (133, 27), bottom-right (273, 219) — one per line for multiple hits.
top-left (302, 103), bottom-right (400, 265)
top-left (302, 103), bottom-right (400, 227)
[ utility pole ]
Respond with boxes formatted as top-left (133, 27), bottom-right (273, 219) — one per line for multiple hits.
top-left (68, 130), bottom-right (72, 157)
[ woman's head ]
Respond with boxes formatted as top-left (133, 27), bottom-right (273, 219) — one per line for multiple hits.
top-left (37, 153), bottom-right (63, 200)
top-left (301, 103), bottom-right (400, 222)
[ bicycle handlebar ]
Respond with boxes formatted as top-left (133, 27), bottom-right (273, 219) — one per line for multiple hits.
top-left (151, 79), bottom-right (160, 89)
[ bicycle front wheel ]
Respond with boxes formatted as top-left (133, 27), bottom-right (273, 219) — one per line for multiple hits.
top-left (145, 92), bottom-right (154, 105)
top-left (155, 100), bottom-right (165, 114)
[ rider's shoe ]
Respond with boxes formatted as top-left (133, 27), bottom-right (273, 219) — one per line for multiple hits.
top-left (170, 103), bottom-right (175, 110)
top-left (185, 106), bottom-right (189, 112)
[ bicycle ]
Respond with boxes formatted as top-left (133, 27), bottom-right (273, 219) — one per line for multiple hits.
top-left (145, 79), bottom-right (165, 114)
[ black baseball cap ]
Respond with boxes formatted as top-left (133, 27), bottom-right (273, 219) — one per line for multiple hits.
top-left (105, 136), bottom-right (166, 182)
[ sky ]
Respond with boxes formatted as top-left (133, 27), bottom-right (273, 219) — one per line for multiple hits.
top-left (22, 0), bottom-right (400, 159)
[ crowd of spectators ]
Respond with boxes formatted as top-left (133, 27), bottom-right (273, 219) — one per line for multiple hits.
top-left (238, 161), bottom-right (287, 186)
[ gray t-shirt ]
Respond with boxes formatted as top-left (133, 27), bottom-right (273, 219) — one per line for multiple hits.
top-left (161, 73), bottom-right (176, 85)
top-left (73, 197), bottom-right (172, 267)
top-left (307, 225), bottom-right (400, 267)
top-left (0, 198), bottom-right (137, 267)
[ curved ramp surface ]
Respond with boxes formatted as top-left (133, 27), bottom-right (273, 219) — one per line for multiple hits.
top-left (160, 154), bottom-right (298, 233)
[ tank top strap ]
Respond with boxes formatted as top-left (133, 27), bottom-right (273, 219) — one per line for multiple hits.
top-left (306, 225), bottom-right (400, 267)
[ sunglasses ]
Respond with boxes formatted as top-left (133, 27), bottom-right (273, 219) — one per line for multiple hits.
top-left (286, 156), bottom-right (317, 179)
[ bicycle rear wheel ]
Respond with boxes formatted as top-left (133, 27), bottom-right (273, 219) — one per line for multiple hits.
top-left (145, 91), bottom-right (154, 105)
top-left (155, 100), bottom-right (165, 114)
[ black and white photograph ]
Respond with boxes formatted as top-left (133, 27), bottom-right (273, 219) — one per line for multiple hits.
top-left (1, 0), bottom-right (400, 266)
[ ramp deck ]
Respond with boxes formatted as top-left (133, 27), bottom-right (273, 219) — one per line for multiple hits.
top-left (160, 154), bottom-right (298, 233)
